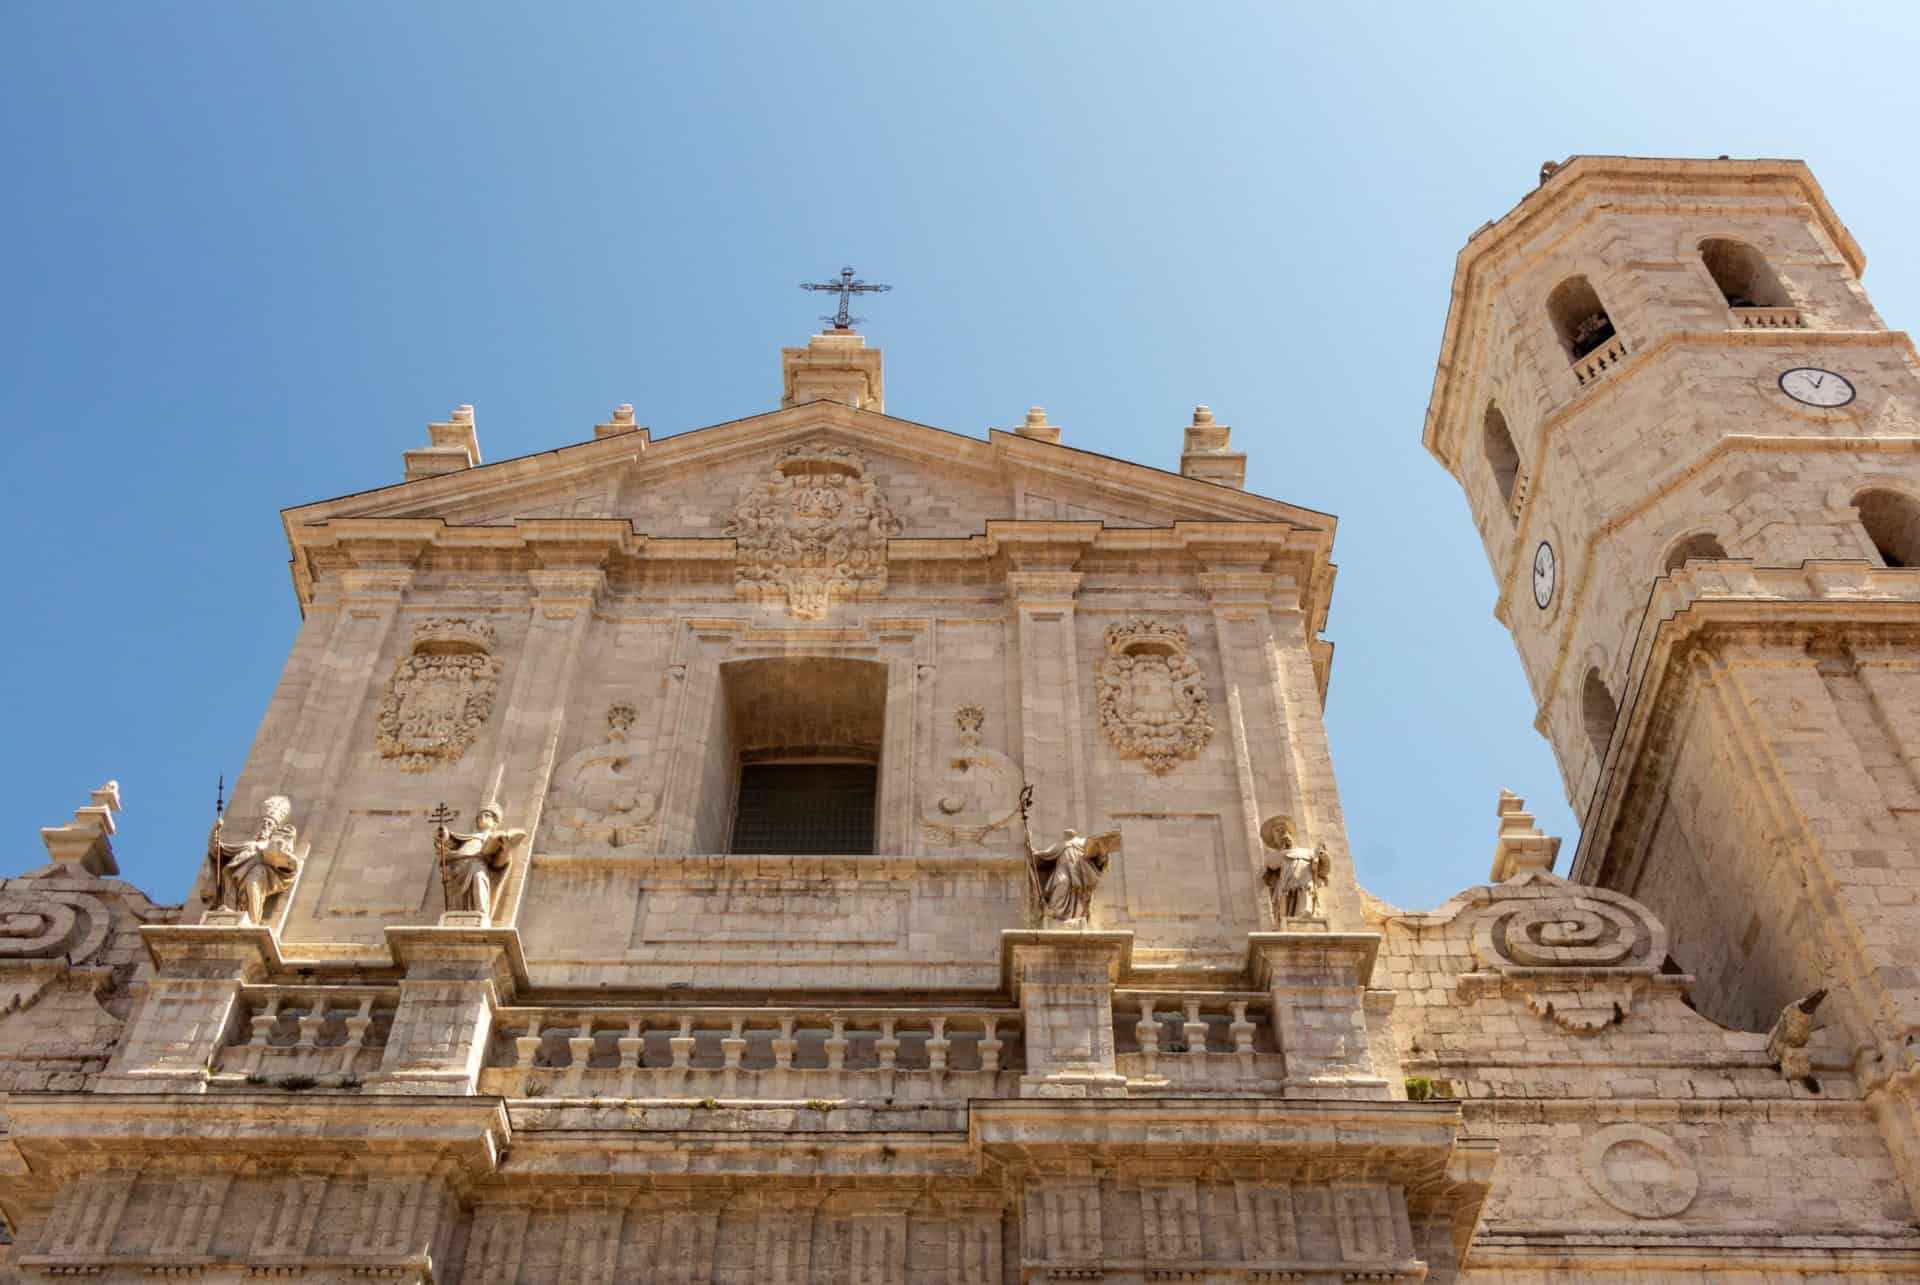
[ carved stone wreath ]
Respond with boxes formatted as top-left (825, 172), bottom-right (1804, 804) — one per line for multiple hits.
top-left (1095, 620), bottom-right (1212, 774)
top-left (374, 617), bottom-right (502, 772)
top-left (722, 439), bottom-right (902, 620)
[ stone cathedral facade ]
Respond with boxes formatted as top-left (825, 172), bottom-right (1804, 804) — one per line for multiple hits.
top-left (4, 155), bottom-right (1920, 1281)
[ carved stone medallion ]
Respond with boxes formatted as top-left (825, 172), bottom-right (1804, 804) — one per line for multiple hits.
top-left (374, 618), bottom-right (502, 772)
top-left (920, 704), bottom-right (1023, 846)
top-left (547, 702), bottom-right (658, 848)
top-left (1095, 620), bottom-right (1212, 774)
top-left (1582, 1123), bottom-right (1698, 1218)
top-left (722, 439), bottom-right (903, 620)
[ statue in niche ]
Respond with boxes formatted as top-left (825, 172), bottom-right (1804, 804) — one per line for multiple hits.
top-left (1260, 815), bottom-right (1330, 922)
top-left (434, 800), bottom-right (527, 925)
top-left (1020, 786), bottom-right (1121, 928)
top-left (205, 795), bottom-right (303, 925)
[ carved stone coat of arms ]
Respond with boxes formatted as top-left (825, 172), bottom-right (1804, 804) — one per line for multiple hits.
top-left (1095, 620), bottom-right (1213, 774)
top-left (722, 439), bottom-right (902, 620)
top-left (374, 617), bottom-right (502, 771)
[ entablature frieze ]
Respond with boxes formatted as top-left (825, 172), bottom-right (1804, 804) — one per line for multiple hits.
top-left (285, 516), bottom-right (1331, 625)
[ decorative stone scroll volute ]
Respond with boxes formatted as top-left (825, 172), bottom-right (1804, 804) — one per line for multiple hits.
top-left (723, 438), bottom-right (902, 619)
top-left (1095, 620), bottom-right (1212, 774)
top-left (374, 617), bottom-right (502, 771)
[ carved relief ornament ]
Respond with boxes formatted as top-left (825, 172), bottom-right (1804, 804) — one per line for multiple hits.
top-left (547, 702), bottom-right (659, 848)
top-left (1095, 620), bottom-right (1213, 773)
top-left (920, 704), bottom-right (1023, 846)
top-left (374, 617), bottom-right (502, 771)
top-left (722, 438), bottom-right (903, 620)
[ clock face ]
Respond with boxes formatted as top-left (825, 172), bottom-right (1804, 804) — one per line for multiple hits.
top-left (1779, 367), bottom-right (1855, 408)
top-left (1533, 541), bottom-right (1556, 609)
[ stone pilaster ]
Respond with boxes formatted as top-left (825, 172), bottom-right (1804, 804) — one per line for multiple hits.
top-left (1002, 929), bottom-right (1131, 1097)
top-left (998, 527), bottom-right (1095, 839)
top-left (269, 532), bottom-right (424, 937)
top-left (489, 529), bottom-right (617, 925)
top-left (1197, 558), bottom-right (1306, 926)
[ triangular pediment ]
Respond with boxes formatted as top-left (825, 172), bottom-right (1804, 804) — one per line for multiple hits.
top-left (284, 400), bottom-right (1333, 542)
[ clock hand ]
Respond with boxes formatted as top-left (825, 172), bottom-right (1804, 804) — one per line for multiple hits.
top-left (1810, 374), bottom-right (1824, 389)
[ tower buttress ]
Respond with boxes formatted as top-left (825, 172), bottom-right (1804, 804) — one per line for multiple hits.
top-left (1426, 157), bottom-right (1920, 1201)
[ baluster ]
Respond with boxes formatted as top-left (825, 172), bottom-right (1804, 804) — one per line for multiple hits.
top-left (567, 1020), bottom-right (597, 1085)
top-left (978, 1016), bottom-right (1004, 1073)
top-left (617, 1016), bottom-right (647, 1069)
top-left (341, 995), bottom-right (375, 1074)
top-left (1181, 999), bottom-right (1208, 1055)
top-left (669, 1016), bottom-right (696, 1071)
top-left (721, 1015), bottom-right (747, 1072)
top-left (1229, 1001), bottom-right (1257, 1055)
top-left (875, 1017), bottom-right (899, 1072)
top-left (825, 1015), bottom-right (849, 1072)
top-left (1135, 998), bottom-right (1161, 1076)
top-left (925, 1016), bottom-right (950, 1073)
top-left (771, 1015), bottom-right (797, 1072)
top-left (243, 994), bottom-right (284, 1073)
top-left (297, 998), bottom-right (327, 1052)
top-left (514, 1017), bottom-right (544, 1076)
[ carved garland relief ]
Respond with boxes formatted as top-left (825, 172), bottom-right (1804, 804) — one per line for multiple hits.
top-left (374, 617), bottom-right (502, 771)
top-left (1095, 620), bottom-right (1213, 773)
top-left (722, 439), bottom-right (903, 620)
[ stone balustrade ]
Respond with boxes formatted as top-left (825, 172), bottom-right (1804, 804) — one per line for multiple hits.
top-left (479, 1005), bottom-right (1025, 1100)
top-left (1111, 989), bottom-right (1283, 1091)
top-left (212, 985), bottom-right (398, 1085)
top-left (1732, 304), bottom-right (1805, 329)
top-left (1570, 333), bottom-right (1630, 387)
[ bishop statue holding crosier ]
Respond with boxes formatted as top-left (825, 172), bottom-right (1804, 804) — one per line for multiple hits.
top-left (434, 799), bottom-right (527, 926)
top-left (205, 794), bottom-right (304, 926)
top-left (1020, 785), bottom-right (1121, 928)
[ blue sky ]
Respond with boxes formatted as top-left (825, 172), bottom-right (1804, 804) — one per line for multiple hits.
top-left (3, 4), bottom-right (1917, 912)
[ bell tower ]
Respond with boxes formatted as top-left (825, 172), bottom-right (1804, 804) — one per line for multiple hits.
top-left (1425, 157), bottom-right (1920, 1101)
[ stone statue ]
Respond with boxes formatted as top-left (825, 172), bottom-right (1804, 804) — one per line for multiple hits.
top-left (205, 795), bottom-right (302, 925)
top-left (1260, 815), bottom-right (1330, 922)
top-left (1766, 987), bottom-right (1828, 1081)
top-left (434, 802), bottom-right (527, 925)
top-left (1019, 786), bottom-right (1121, 928)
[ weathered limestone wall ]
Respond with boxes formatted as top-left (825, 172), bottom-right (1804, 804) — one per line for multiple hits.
top-left (1369, 852), bottom-right (1920, 1280)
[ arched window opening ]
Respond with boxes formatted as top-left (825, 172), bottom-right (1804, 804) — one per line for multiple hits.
top-left (1482, 403), bottom-right (1521, 516)
top-left (1582, 667), bottom-right (1617, 761)
top-left (1663, 532), bottom-right (1728, 573)
top-left (1700, 238), bottom-right (1789, 309)
top-left (1854, 488), bottom-right (1920, 569)
top-left (1547, 276), bottom-right (1616, 360)
top-left (696, 657), bottom-right (890, 855)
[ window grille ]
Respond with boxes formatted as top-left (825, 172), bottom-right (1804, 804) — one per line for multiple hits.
top-left (729, 763), bottom-right (877, 854)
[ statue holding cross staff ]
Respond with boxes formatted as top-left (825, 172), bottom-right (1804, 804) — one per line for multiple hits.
top-left (1019, 784), bottom-right (1121, 929)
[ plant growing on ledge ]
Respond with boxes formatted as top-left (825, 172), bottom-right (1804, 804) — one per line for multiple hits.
top-left (1404, 1076), bottom-right (1434, 1102)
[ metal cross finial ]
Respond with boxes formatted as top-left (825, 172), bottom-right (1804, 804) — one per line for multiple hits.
top-left (799, 265), bottom-right (892, 330)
